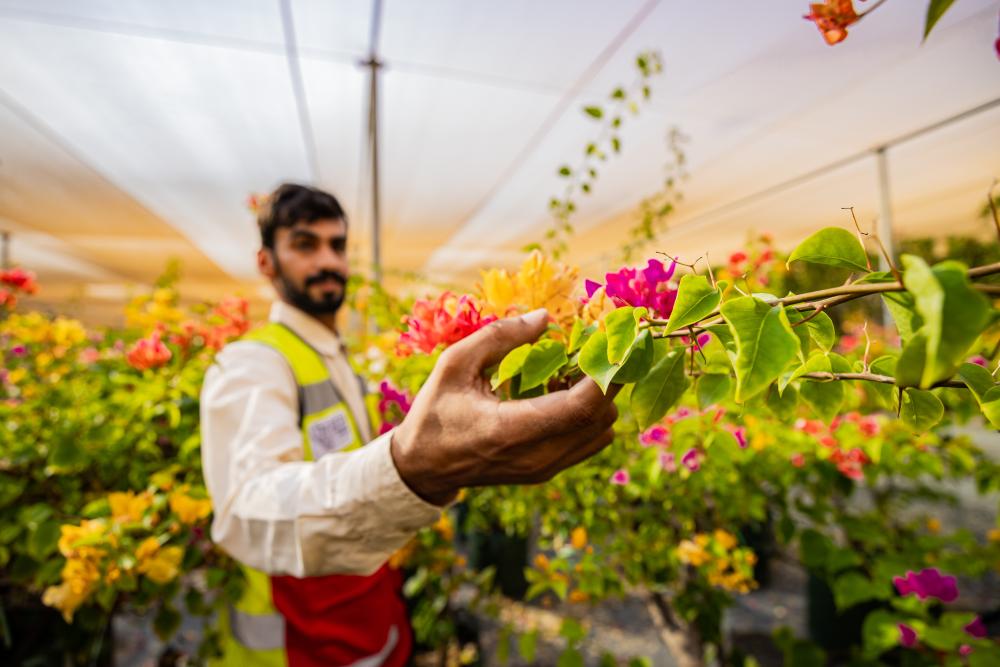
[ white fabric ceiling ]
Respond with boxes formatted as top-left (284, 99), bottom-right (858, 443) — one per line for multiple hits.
top-left (1, 0), bottom-right (998, 315)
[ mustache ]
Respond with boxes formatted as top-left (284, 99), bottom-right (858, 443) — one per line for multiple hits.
top-left (305, 270), bottom-right (348, 288)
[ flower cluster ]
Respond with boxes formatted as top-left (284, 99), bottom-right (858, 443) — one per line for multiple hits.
top-left (793, 413), bottom-right (878, 479)
top-left (803, 0), bottom-right (860, 46)
top-left (396, 292), bottom-right (497, 357)
top-left (0, 267), bottom-right (38, 308)
top-left (893, 568), bottom-right (989, 656)
top-left (126, 330), bottom-right (172, 371)
top-left (479, 250), bottom-right (580, 330)
top-left (584, 258), bottom-right (678, 320)
top-left (676, 530), bottom-right (757, 594)
top-left (377, 380), bottom-right (413, 435)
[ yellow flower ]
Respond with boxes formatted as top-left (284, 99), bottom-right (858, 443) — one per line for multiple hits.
top-left (109, 491), bottom-right (152, 524)
top-left (581, 285), bottom-right (615, 325)
top-left (388, 537), bottom-right (419, 569)
top-left (58, 520), bottom-right (109, 558)
top-left (714, 530), bottom-right (738, 550)
top-left (432, 513), bottom-right (454, 542)
top-left (677, 539), bottom-right (710, 567)
top-left (926, 517), bottom-right (941, 535)
top-left (42, 580), bottom-right (93, 623)
top-left (135, 537), bottom-right (183, 585)
top-left (571, 527), bottom-right (588, 550)
top-left (988, 528), bottom-right (1000, 543)
top-left (479, 250), bottom-right (581, 330)
top-left (7, 368), bottom-right (26, 385)
top-left (50, 317), bottom-right (86, 347)
top-left (168, 489), bottom-right (212, 525)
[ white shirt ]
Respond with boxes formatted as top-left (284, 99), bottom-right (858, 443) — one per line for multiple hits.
top-left (200, 301), bottom-right (440, 577)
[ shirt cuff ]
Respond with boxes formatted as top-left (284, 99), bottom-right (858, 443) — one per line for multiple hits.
top-left (364, 429), bottom-right (445, 529)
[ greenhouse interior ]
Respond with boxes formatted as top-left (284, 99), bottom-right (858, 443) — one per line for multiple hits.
top-left (2, 1), bottom-right (999, 666)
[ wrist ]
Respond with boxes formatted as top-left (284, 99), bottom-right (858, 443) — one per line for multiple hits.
top-left (389, 427), bottom-right (458, 507)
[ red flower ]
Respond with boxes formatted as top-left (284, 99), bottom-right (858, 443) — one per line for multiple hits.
top-left (0, 268), bottom-right (38, 294)
top-left (804, 0), bottom-right (860, 46)
top-left (396, 292), bottom-right (497, 357)
top-left (126, 331), bottom-right (172, 370)
top-left (791, 453), bottom-right (806, 468)
top-left (830, 447), bottom-right (869, 480)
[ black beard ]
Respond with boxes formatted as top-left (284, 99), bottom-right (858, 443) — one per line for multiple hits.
top-left (273, 257), bottom-right (347, 316)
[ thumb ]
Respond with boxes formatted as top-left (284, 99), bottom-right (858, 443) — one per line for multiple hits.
top-left (449, 308), bottom-right (550, 371)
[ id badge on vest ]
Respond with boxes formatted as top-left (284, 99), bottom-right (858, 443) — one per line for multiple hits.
top-left (307, 405), bottom-right (358, 458)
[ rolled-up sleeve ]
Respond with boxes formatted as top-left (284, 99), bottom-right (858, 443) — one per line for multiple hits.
top-left (200, 342), bottom-right (441, 577)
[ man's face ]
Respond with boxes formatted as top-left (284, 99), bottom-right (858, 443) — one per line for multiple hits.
top-left (259, 218), bottom-right (349, 316)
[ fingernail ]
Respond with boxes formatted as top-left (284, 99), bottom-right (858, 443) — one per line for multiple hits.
top-left (522, 308), bottom-right (549, 327)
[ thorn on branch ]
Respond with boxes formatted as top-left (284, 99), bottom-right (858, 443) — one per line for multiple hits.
top-left (862, 321), bottom-right (872, 374)
top-left (792, 304), bottom-right (827, 328)
top-left (657, 251), bottom-right (703, 274)
top-left (842, 206), bottom-right (872, 272)
top-left (705, 251), bottom-right (716, 288)
top-left (871, 219), bottom-right (902, 283)
top-left (988, 178), bottom-right (1000, 244)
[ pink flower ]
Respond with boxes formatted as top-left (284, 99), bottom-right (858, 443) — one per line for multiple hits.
top-left (680, 332), bottom-right (712, 351)
top-left (893, 568), bottom-right (959, 603)
top-left (126, 331), bottom-right (172, 371)
top-left (610, 469), bottom-right (630, 485)
top-left (858, 416), bottom-right (880, 437)
top-left (674, 407), bottom-right (692, 420)
top-left (396, 292), bottom-right (498, 357)
top-left (898, 623), bottom-right (918, 648)
top-left (660, 452), bottom-right (677, 472)
top-left (10, 345), bottom-right (26, 357)
top-left (729, 426), bottom-right (748, 449)
top-left (790, 453), bottom-right (805, 468)
top-left (78, 347), bottom-right (100, 364)
top-left (584, 258), bottom-right (678, 319)
top-left (681, 448), bottom-right (701, 472)
top-left (959, 644), bottom-right (973, 656)
top-left (964, 616), bottom-right (986, 638)
top-left (968, 355), bottom-right (989, 368)
top-left (640, 425), bottom-right (670, 447)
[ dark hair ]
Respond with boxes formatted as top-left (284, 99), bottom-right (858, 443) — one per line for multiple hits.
top-left (257, 183), bottom-right (347, 249)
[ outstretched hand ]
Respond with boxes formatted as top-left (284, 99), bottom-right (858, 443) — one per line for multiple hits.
top-left (390, 309), bottom-right (619, 506)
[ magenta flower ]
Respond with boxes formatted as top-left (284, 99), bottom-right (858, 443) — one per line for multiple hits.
top-left (729, 426), bottom-right (748, 449)
top-left (898, 623), bottom-right (918, 648)
top-left (377, 380), bottom-right (413, 435)
top-left (640, 425), bottom-right (670, 447)
top-left (10, 344), bottom-right (26, 357)
top-left (964, 616), bottom-right (986, 638)
top-left (893, 568), bottom-right (959, 603)
top-left (660, 452), bottom-right (677, 472)
top-left (584, 258), bottom-right (678, 319)
top-left (681, 448), bottom-right (701, 472)
top-left (681, 332), bottom-right (712, 351)
top-left (959, 644), bottom-right (973, 656)
top-left (610, 469), bottom-right (630, 485)
top-left (968, 355), bottom-right (989, 368)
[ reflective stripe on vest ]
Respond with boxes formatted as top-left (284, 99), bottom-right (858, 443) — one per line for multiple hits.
top-left (213, 322), bottom-right (394, 666)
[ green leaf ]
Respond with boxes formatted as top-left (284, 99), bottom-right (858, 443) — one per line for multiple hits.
top-left (0, 474), bottom-right (26, 510)
top-left (558, 165), bottom-right (572, 177)
top-left (833, 571), bottom-right (881, 611)
top-left (606, 307), bottom-right (640, 364)
top-left (924, 0), bottom-right (957, 39)
top-left (583, 105), bottom-right (603, 119)
top-left (557, 648), bottom-right (585, 667)
top-left (868, 355), bottom-right (898, 409)
top-left (805, 311), bottom-right (836, 353)
top-left (957, 362), bottom-right (1000, 428)
top-left (611, 136), bottom-right (621, 153)
top-left (696, 373), bottom-right (731, 409)
top-left (48, 437), bottom-right (87, 469)
top-left (784, 309), bottom-right (811, 362)
top-left (766, 383), bottom-right (798, 418)
top-left (568, 320), bottom-right (595, 355)
top-left (903, 256), bottom-right (992, 387)
top-left (664, 274), bottom-right (721, 334)
top-left (520, 340), bottom-right (568, 391)
top-left (153, 604), bottom-right (182, 641)
top-left (900, 388), bottom-right (944, 431)
top-left (27, 519), bottom-right (60, 561)
top-left (799, 529), bottom-right (831, 571)
top-left (895, 332), bottom-right (928, 388)
top-left (631, 349), bottom-right (689, 429)
top-left (492, 343), bottom-right (532, 390)
top-left (518, 629), bottom-right (538, 663)
top-left (579, 331), bottom-right (619, 393)
top-left (559, 617), bottom-right (586, 643)
top-left (787, 227), bottom-right (869, 272)
top-left (721, 297), bottom-right (800, 402)
top-left (882, 292), bottom-right (922, 344)
top-left (800, 380), bottom-right (845, 424)
top-left (613, 330), bottom-right (654, 384)
top-left (862, 610), bottom-right (905, 658)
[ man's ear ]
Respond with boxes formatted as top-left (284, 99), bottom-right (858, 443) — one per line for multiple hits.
top-left (257, 247), bottom-right (277, 280)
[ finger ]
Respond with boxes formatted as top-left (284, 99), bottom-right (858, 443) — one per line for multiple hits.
top-left (497, 376), bottom-right (618, 442)
top-left (446, 308), bottom-right (549, 372)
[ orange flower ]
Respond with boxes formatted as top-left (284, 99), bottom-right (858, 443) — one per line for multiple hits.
top-left (109, 491), bottom-right (153, 524)
top-left (804, 0), bottom-right (859, 45)
top-left (570, 527), bottom-right (588, 550)
top-left (396, 292), bottom-right (497, 357)
top-left (126, 331), bottom-right (172, 370)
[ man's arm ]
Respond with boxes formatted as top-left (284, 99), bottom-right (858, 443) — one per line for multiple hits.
top-left (200, 343), bottom-right (441, 578)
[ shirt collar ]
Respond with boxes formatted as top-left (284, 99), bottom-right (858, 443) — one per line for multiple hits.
top-left (269, 301), bottom-right (345, 358)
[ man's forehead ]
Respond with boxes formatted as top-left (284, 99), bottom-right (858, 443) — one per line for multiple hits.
top-left (283, 218), bottom-right (347, 237)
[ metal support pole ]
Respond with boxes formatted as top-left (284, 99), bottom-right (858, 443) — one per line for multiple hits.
top-left (875, 147), bottom-right (897, 330)
top-left (1, 231), bottom-right (9, 269)
top-left (365, 0), bottom-right (384, 287)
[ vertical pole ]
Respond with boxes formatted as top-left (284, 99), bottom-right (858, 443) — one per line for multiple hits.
top-left (875, 147), bottom-right (897, 330)
top-left (0, 231), bottom-right (9, 270)
top-left (366, 0), bottom-right (384, 288)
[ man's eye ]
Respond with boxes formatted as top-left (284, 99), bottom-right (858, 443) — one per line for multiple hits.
top-left (331, 240), bottom-right (347, 254)
top-left (292, 239), bottom-right (317, 251)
